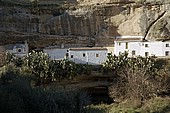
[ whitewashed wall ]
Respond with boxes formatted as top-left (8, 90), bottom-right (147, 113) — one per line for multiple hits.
top-left (140, 42), bottom-right (163, 57)
top-left (105, 46), bottom-right (114, 55)
top-left (162, 42), bottom-right (170, 56)
top-left (6, 44), bottom-right (29, 57)
top-left (43, 48), bottom-right (68, 60)
top-left (114, 41), bottom-right (141, 56)
top-left (69, 50), bottom-right (107, 65)
top-left (114, 41), bottom-right (170, 57)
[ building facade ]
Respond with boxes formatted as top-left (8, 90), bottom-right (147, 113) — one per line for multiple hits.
top-left (43, 46), bottom-right (68, 60)
top-left (4, 41), bottom-right (29, 57)
top-left (68, 47), bottom-right (108, 65)
top-left (114, 36), bottom-right (170, 57)
top-left (44, 46), bottom-right (108, 65)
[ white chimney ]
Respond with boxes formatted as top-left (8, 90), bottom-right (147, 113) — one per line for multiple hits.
top-left (61, 44), bottom-right (64, 48)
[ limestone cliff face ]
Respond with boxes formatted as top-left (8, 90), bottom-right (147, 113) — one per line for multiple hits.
top-left (77, 0), bottom-right (170, 41)
top-left (110, 4), bottom-right (167, 36)
top-left (1, 0), bottom-right (170, 47)
top-left (145, 11), bottom-right (170, 40)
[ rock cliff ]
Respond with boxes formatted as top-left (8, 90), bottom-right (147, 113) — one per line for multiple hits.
top-left (1, 0), bottom-right (170, 48)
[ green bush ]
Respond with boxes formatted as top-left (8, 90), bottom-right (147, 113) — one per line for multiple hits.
top-left (140, 97), bottom-right (170, 113)
top-left (104, 53), bottom-right (168, 104)
top-left (4, 51), bottom-right (95, 84)
top-left (0, 71), bottom-right (91, 113)
top-left (4, 51), bottom-right (78, 84)
top-left (85, 104), bottom-right (108, 113)
top-left (76, 64), bottom-right (92, 75)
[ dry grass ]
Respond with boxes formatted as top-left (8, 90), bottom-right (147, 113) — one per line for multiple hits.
top-left (104, 97), bottom-right (170, 113)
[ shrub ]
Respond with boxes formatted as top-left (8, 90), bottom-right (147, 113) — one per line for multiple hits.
top-left (140, 97), bottom-right (170, 113)
top-left (102, 52), bottom-right (129, 75)
top-left (25, 51), bottom-right (51, 83)
top-left (85, 104), bottom-right (108, 113)
top-left (104, 53), bottom-right (169, 104)
top-left (0, 71), bottom-right (91, 113)
top-left (4, 51), bottom-right (95, 84)
top-left (76, 64), bottom-right (92, 75)
top-left (49, 59), bottom-right (77, 81)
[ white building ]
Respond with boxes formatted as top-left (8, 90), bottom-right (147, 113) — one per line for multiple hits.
top-left (4, 41), bottom-right (29, 57)
top-left (44, 46), bottom-right (108, 65)
top-left (43, 46), bottom-right (68, 60)
top-left (114, 36), bottom-right (170, 57)
top-left (105, 46), bottom-right (114, 55)
top-left (68, 47), bottom-right (108, 65)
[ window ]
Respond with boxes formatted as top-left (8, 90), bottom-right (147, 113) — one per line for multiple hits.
top-left (118, 42), bottom-right (121, 46)
top-left (145, 44), bottom-right (148, 47)
top-left (108, 53), bottom-right (111, 56)
top-left (132, 50), bottom-right (136, 56)
top-left (83, 53), bottom-right (86, 57)
top-left (125, 42), bottom-right (128, 49)
top-left (165, 51), bottom-right (169, 56)
top-left (18, 48), bottom-right (21, 53)
top-left (71, 55), bottom-right (73, 58)
top-left (145, 52), bottom-right (149, 57)
top-left (96, 54), bottom-right (99, 57)
top-left (166, 44), bottom-right (169, 47)
top-left (66, 53), bottom-right (69, 57)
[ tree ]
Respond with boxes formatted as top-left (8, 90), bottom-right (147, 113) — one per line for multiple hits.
top-left (25, 51), bottom-right (77, 83)
top-left (5, 52), bottom-right (15, 65)
top-left (4, 51), bottom-right (87, 84)
top-left (25, 51), bottom-right (51, 84)
top-left (104, 53), bottom-right (168, 105)
top-left (0, 72), bottom-right (91, 113)
top-left (49, 59), bottom-right (76, 81)
top-left (102, 52), bottom-right (128, 75)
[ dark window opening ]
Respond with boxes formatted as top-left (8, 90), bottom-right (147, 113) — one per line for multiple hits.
top-left (132, 50), bottom-right (135, 56)
top-left (145, 52), bottom-right (149, 57)
top-left (145, 44), bottom-right (148, 47)
top-left (166, 44), bottom-right (169, 47)
top-left (165, 51), bottom-right (169, 56)
top-left (71, 55), bottom-right (73, 58)
top-left (66, 53), bottom-right (69, 57)
top-left (118, 42), bottom-right (121, 46)
top-left (18, 49), bottom-right (21, 52)
top-left (125, 42), bottom-right (128, 49)
top-left (108, 53), bottom-right (111, 56)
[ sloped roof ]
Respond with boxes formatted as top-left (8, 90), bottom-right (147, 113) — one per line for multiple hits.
top-left (115, 36), bottom-right (144, 42)
top-left (4, 44), bottom-right (14, 50)
top-left (4, 43), bottom-right (26, 50)
top-left (115, 38), bottom-right (143, 42)
top-left (69, 47), bottom-right (107, 51)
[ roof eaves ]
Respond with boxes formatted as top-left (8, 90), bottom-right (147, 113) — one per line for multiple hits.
top-left (69, 47), bottom-right (107, 51)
